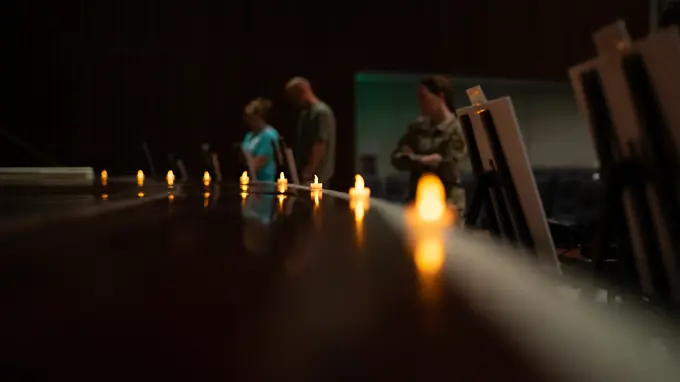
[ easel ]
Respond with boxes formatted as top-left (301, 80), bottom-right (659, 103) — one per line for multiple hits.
top-left (569, 21), bottom-right (680, 309)
top-left (458, 87), bottom-right (560, 274)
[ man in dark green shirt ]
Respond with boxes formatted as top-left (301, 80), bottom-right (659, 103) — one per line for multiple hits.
top-left (286, 77), bottom-right (336, 184)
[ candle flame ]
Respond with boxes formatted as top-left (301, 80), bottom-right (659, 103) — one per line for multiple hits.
top-left (137, 170), bottom-right (144, 186)
top-left (203, 171), bottom-right (211, 187)
top-left (313, 175), bottom-right (318, 184)
top-left (354, 174), bottom-right (365, 191)
top-left (415, 174), bottom-right (446, 222)
top-left (240, 171), bottom-right (249, 183)
top-left (166, 170), bottom-right (175, 186)
top-left (280, 172), bottom-right (285, 181)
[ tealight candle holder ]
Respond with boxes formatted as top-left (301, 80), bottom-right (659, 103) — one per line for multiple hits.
top-left (349, 174), bottom-right (370, 210)
top-left (310, 175), bottom-right (322, 191)
top-left (277, 172), bottom-right (288, 193)
top-left (240, 171), bottom-right (250, 191)
top-left (166, 170), bottom-right (175, 187)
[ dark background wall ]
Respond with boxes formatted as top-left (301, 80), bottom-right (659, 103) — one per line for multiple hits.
top-left (2, 0), bottom-right (649, 189)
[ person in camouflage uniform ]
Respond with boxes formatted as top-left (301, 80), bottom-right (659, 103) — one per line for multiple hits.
top-left (391, 76), bottom-right (469, 217)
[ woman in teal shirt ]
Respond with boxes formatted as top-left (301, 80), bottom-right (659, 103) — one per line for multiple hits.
top-left (241, 97), bottom-right (280, 182)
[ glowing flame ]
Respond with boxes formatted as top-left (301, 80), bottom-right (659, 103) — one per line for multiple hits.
top-left (240, 171), bottom-right (249, 184)
top-left (101, 193), bottom-right (108, 200)
top-left (415, 237), bottom-right (445, 276)
top-left (354, 201), bottom-right (365, 222)
top-left (312, 190), bottom-right (321, 208)
top-left (101, 170), bottom-right (108, 185)
top-left (137, 170), bottom-right (145, 186)
top-left (277, 172), bottom-right (288, 193)
top-left (166, 170), bottom-right (175, 186)
top-left (168, 193), bottom-right (175, 202)
top-left (137, 191), bottom-right (144, 198)
top-left (415, 174), bottom-right (446, 223)
top-left (355, 175), bottom-right (364, 191)
top-left (203, 171), bottom-right (211, 187)
top-left (240, 191), bottom-right (248, 205)
top-left (313, 175), bottom-right (319, 185)
top-left (203, 191), bottom-right (210, 208)
top-left (278, 194), bottom-right (286, 211)
top-left (349, 174), bottom-right (370, 201)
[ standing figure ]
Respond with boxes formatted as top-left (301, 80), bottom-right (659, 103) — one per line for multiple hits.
top-left (241, 97), bottom-right (280, 183)
top-left (285, 77), bottom-right (336, 185)
top-left (391, 75), bottom-right (469, 215)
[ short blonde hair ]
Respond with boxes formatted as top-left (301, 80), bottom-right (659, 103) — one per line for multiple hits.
top-left (244, 97), bottom-right (272, 117)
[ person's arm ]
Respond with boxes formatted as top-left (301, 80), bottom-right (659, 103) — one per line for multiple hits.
top-left (302, 110), bottom-right (334, 179)
top-left (419, 121), bottom-right (468, 168)
top-left (391, 124), bottom-right (419, 171)
top-left (251, 135), bottom-right (275, 172)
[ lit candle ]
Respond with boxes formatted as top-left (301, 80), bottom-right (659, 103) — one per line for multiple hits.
top-left (100, 170), bottom-right (108, 186)
top-left (137, 170), bottom-right (144, 186)
top-left (166, 170), bottom-right (175, 187)
top-left (277, 172), bottom-right (288, 193)
top-left (349, 174), bottom-right (370, 199)
top-left (277, 194), bottom-right (286, 211)
top-left (411, 174), bottom-right (453, 226)
top-left (310, 175), bottom-right (322, 191)
top-left (311, 189), bottom-right (322, 208)
top-left (240, 171), bottom-right (250, 191)
top-left (203, 171), bottom-right (211, 187)
top-left (406, 173), bottom-right (450, 305)
top-left (203, 191), bottom-right (211, 208)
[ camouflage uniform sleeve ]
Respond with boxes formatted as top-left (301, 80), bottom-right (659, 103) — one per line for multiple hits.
top-left (439, 120), bottom-right (468, 163)
top-left (391, 121), bottom-right (420, 171)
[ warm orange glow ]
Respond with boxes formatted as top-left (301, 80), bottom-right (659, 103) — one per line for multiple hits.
top-left (166, 170), bottom-right (175, 187)
top-left (136, 170), bottom-right (144, 186)
top-left (203, 192), bottom-right (210, 208)
top-left (354, 201), bottom-right (365, 222)
top-left (101, 193), bottom-right (108, 200)
top-left (311, 189), bottom-right (322, 208)
top-left (137, 191), bottom-right (144, 198)
top-left (278, 194), bottom-right (286, 211)
top-left (168, 193), bottom-right (175, 202)
top-left (415, 174), bottom-right (447, 222)
top-left (310, 175), bottom-right (322, 191)
top-left (277, 172), bottom-right (288, 193)
top-left (240, 191), bottom-right (248, 205)
top-left (240, 171), bottom-right (250, 191)
top-left (349, 174), bottom-right (371, 199)
top-left (101, 170), bottom-right (108, 186)
top-left (414, 237), bottom-right (445, 276)
top-left (203, 171), bottom-right (211, 187)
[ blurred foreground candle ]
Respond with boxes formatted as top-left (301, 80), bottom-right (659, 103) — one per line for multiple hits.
top-left (100, 170), bottom-right (108, 186)
top-left (137, 170), bottom-right (145, 186)
top-left (349, 174), bottom-right (370, 199)
top-left (311, 189), bottom-right (322, 208)
top-left (349, 174), bottom-right (370, 210)
top-left (277, 194), bottom-right (286, 211)
top-left (240, 171), bottom-right (250, 191)
top-left (406, 173), bottom-right (453, 305)
top-left (203, 171), bottom-right (211, 187)
top-left (310, 175), bottom-right (322, 191)
top-left (166, 170), bottom-right (175, 187)
top-left (277, 172), bottom-right (288, 193)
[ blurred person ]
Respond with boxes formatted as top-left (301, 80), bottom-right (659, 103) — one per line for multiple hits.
top-left (391, 75), bottom-right (469, 216)
top-left (242, 97), bottom-right (280, 182)
top-left (285, 77), bottom-right (336, 184)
